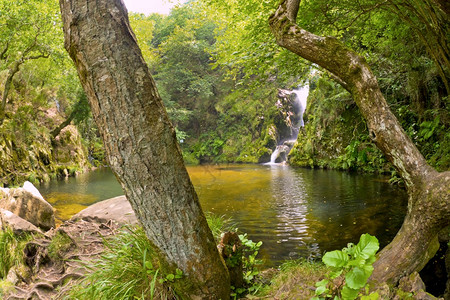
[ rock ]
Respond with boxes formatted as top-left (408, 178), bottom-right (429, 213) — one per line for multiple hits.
top-left (0, 208), bottom-right (43, 235)
top-left (398, 271), bottom-right (426, 293)
top-left (217, 231), bottom-right (244, 288)
top-left (0, 181), bottom-right (55, 231)
top-left (413, 290), bottom-right (441, 300)
top-left (71, 195), bottom-right (138, 225)
top-left (6, 266), bottom-right (21, 285)
top-left (396, 272), bottom-right (443, 300)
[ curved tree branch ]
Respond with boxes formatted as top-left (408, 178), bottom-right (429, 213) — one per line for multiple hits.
top-left (269, 0), bottom-right (449, 285)
top-left (270, 0), bottom-right (434, 188)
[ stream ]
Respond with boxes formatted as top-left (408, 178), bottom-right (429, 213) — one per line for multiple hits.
top-left (38, 164), bottom-right (408, 267)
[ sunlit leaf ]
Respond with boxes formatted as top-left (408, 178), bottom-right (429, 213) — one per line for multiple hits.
top-left (322, 250), bottom-right (348, 267)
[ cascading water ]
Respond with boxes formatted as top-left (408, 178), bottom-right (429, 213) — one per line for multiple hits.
top-left (267, 85), bottom-right (309, 165)
top-left (292, 85), bottom-right (308, 128)
top-left (270, 147), bottom-right (281, 164)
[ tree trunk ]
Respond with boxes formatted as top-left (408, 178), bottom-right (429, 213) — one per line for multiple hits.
top-left (269, 0), bottom-right (450, 285)
top-left (58, 0), bottom-right (230, 298)
top-left (0, 61), bottom-right (21, 125)
top-left (50, 112), bottom-right (74, 139)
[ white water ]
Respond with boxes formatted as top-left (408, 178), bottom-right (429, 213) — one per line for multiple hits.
top-left (269, 146), bottom-right (282, 164)
top-left (292, 85), bottom-right (309, 128)
top-left (267, 85), bottom-right (309, 164)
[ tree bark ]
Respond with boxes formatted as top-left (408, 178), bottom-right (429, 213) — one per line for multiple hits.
top-left (58, 0), bottom-right (230, 298)
top-left (50, 110), bottom-right (75, 139)
top-left (269, 0), bottom-right (449, 285)
top-left (0, 60), bottom-right (21, 124)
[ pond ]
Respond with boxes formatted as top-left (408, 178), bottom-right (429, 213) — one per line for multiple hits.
top-left (38, 164), bottom-right (408, 267)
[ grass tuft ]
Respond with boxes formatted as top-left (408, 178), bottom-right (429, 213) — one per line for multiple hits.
top-left (66, 225), bottom-right (170, 300)
top-left (205, 212), bottom-right (235, 242)
top-left (259, 259), bottom-right (330, 299)
top-left (0, 227), bottom-right (33, 279)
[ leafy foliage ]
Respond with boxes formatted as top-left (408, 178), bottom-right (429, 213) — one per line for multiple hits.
top-left (66, 226), bottom-right (170, 300)
top-left (0, 227), bottom-right (33, 279)
top-left (66, 215), bottom-right (263, 299)
top-left (0, 0), bottom-right (92, 185)
top-left (313, 233), bottom-right (380, 300)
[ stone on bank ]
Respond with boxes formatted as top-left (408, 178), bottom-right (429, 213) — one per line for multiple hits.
top-left (0, 181), bottom-right (55, 231)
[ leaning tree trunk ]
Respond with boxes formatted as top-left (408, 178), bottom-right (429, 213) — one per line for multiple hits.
top-left (59, 0), bottom-right (230, 298)
top-left (269, 0), bottom-right (450, 285)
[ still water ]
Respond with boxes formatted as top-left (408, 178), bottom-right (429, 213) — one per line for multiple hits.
top-left (39, 164), bottom-right (407, 266)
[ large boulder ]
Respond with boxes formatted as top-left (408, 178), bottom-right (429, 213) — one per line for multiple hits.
top-left (71, 195), bottom-right (138, 225)
top-left (0, 208), bottom-right (43, 234)
top-left (0, 181), bottom-right (55, 231)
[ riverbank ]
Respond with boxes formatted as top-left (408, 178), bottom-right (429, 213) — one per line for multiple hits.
top-left (1, 195), bottom-right (445, 299)
top-left (38, 164), bottom-right (409, 268)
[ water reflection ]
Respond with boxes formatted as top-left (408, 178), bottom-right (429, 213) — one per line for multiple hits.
top-left (39, 164), bottom-right (407, 267)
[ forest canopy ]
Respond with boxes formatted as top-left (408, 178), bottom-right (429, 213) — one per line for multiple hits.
top-left (0, 0), bottom-right (448, 180)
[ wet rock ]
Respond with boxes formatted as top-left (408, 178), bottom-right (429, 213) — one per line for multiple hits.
top-left (0, 181), bottom-right (55, 231)
top-left (71, 195), bottom-right (138, 225)
top-left (0, 208), bottom-right (43, 235)
top-left (398, 271), bottom-right (426, 293)
top-left (395, 272), bottom-right (443, 300)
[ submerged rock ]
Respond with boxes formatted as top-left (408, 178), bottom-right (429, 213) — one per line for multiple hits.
top-left (0, 181), bottom-right (55, 231)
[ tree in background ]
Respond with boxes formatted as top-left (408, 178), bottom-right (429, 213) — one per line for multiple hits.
top-left (0, 0), bottom-right (62, 124)
top-left (0, 0), bottom-right (93, 185)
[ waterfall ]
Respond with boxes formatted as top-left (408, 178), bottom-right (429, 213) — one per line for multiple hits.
top-left (292, 85), bottom-right (309, 129)
top-left (54, 97), bottom-right (61, 112)
top-left (270, 146), bottom-right (282, 164)
top-left (266, 85), bottom-right (309, 165)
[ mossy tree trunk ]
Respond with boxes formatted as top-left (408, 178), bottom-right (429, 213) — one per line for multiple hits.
top-left (58, 0), bottom-right (230, 298)
top-left (269, 0), bottom-right (449, 285)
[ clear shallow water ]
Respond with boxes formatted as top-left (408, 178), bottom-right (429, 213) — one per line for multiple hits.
top-left (38, 164), bottom-right (407, 266)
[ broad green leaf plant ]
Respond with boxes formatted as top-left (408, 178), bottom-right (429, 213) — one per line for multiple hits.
top-left (312, 233), bottom-right (380, 300)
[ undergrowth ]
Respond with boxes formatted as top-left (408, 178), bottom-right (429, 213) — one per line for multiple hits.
top-left (0, 227), bottom-right (33, 279)
top-left (66, 225), bottom-right (168, 300)
top-left (65, 213), bottom-right (263, 299)
top-left (259, 258), bottom-right (330, 299)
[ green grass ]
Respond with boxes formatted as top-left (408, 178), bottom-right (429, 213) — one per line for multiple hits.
top-left (258, 259), bottom-right (330, 300)
top-left (48, 231), bottom-right (74, 260)
top-left (66, 225), bottom-right (167, 300)
top-left (64, 214), bottom-right (250, 300)
top-left (0, 227), bottom-right (33, 279)
top-left (205, 212), bottom-right (235, 242)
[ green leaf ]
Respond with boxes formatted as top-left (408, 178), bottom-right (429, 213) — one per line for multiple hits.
top-left (345, 267), bottom-right (371, 289)
top-left (166, 273), bottom-right (175, 281)
top-left (354, 234), bottom-right (379, 259)
top-left (341, 285), bottom-right (360, 300)
top-left (347, 256), bottom-right (366, 267)
top-left (145, 260), bottom-right (153, 270)
top-left (322, 250), bottom-right (348, 267)
top-left (315, 279), bottom-right (329, 287)
top-left (315, 284), bottom-right (329, 296)
top-left (360, 292), bottom-right (380, 300)
top-left (330, 269), bottom-right (343, 279)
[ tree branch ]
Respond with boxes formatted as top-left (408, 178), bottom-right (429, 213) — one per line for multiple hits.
top-left (269, 0), bottom-right (434, 188)
top-left (0, 41), bottom-right (9, 60)
top-left (286, 0), bottom-right (300, 22)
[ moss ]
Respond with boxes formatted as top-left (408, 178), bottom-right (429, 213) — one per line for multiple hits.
top-left (48, 231), bottom-right (75, 260)
top-left (0, 280), bottom-right (15, 298)
top-left (0, 227), bottom-right (33, 280)
top-left (259, 259), bottom-right (329, 299)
